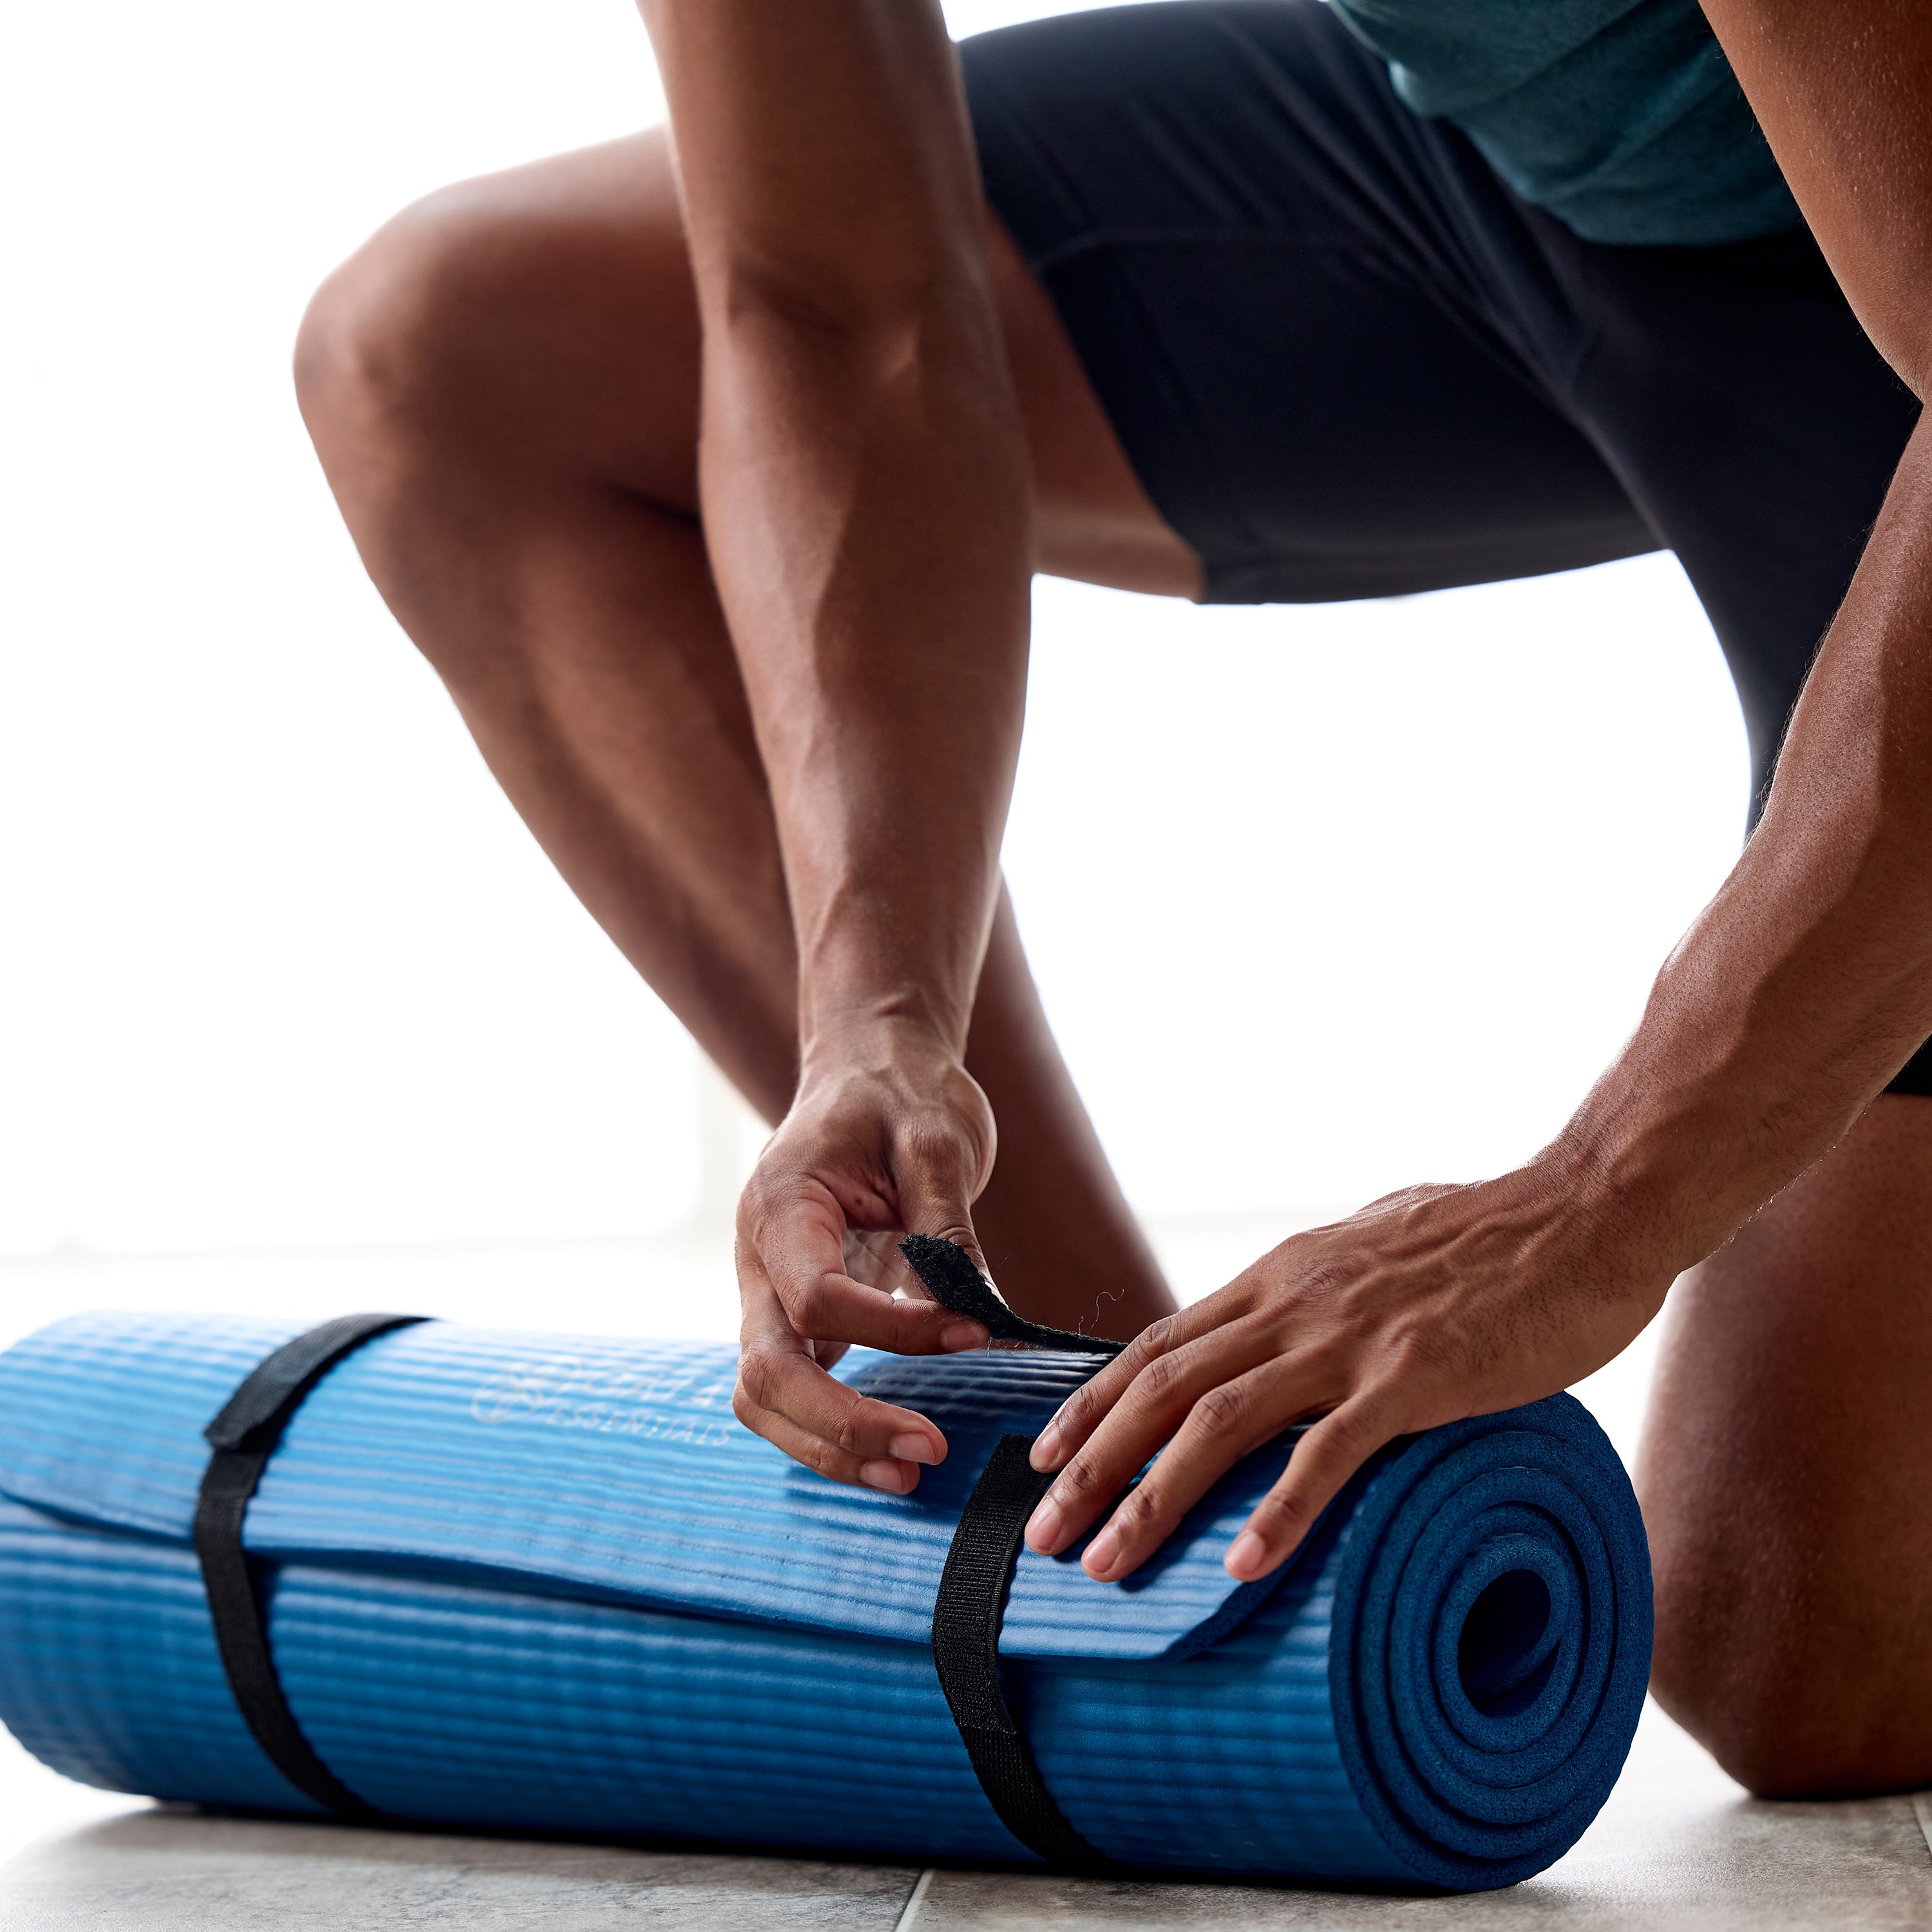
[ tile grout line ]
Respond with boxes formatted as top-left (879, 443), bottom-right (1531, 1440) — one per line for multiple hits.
top-left (893, 1867), bottom-right (937, 1929)
top-left (1912, 1793), bottom-right (1932, 1868)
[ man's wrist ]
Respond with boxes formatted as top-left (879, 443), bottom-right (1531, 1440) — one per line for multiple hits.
top-left (1546, 1074), bottom-right (1762, 1298)
top-left (799, 999), bottom-right (971, 1078)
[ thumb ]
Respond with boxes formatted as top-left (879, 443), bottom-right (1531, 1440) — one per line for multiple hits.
top-left (896, 1173), bottom-right (1014, 1320)
top-left (895, 1098), bottom-right (993, 1245)
top-left (896, 1166), bottom-right (989, 1281)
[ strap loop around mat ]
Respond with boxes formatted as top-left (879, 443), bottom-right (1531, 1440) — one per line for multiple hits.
top-left (931, 1434), bottom-right (1118, 1871)
top-left (194, 1312), bottom-right (429, 1823)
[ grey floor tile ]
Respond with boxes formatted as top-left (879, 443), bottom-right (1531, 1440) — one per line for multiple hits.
top-left (907, 1707), bottom-right (1932, 1931)
top-left (0, 1812), bottom-right (922, 1930)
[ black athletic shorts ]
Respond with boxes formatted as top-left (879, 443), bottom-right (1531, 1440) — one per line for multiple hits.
top-left (960, 0), bottom-right (1932, 1095)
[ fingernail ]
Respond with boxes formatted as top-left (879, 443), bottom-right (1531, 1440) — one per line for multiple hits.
top-left (1025, 1493), bottom-right (1063, 1551)
top-left (1083, 1526), bottom-right (1121, 1579)
top-left (889, 1433), bottom-right (937, 1465)
top-left (1226, 1531), bottom-right (1266, 1579)
top-left (860, 1459), bottom-right (910, 1493)
top-left (940, 1321), bottom-right (988, 1352)
top-left (1030, 1423), bottom-right (1062, 1472)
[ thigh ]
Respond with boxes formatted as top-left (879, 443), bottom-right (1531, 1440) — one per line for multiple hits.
top-left (310, 129), bottom-right (1199, 596)
top-left (1534, 222), bottom-right (1926, 1084)
top-left (1551, 227), bottom-right (1923, 812)
top-left (960, 0), bottom-right (1659, 604)
top-left (1640, 1094), bottom-right (1932, 1795)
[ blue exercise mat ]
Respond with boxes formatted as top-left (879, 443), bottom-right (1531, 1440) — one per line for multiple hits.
top-left (0, 1311), bottom-right (1649, 1888)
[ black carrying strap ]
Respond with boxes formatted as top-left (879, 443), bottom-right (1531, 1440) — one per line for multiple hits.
top-left (932, 1434), bottom-right (1117, 1871)
top-left (194, 1312), bottom-right (429, 1823)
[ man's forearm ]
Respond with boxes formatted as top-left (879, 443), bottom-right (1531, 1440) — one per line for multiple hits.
top-left (698, 285), bottom-right (1030, 1056)
top-left (643, 0), bottom-right (1030, 1062)
top-left (1562, 413), bottom-right (1932, 1262)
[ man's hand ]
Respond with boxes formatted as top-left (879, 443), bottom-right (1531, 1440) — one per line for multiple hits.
top-left (732, 1021), bottom-right (995, 1492)
top-left (1023, 1154), bottom-right (1680, 1584)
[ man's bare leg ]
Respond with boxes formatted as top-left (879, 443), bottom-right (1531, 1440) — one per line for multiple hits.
top-left (295, 131), bottom-right (1192, 1336)
top-left (1641, 1092), bottom-right (1932, 1794)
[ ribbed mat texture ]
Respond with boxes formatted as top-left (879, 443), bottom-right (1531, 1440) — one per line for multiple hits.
top-left (0, 1312), bottom-right (1649, 1888)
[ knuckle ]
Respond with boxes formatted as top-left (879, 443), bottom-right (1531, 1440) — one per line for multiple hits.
top-left (1296, 1260), bottom-right (1351, 1305)
top-left (1124, 1314), bottom-right (1180, 1371)
top-left (739, 1160), bottom-right (825, 1240)
top-left (786, 1282), bottom-right (829, 1336)
top-left (737, 1165), bottom-right (781, 1226)
top-left (1189, 1380), bottom-right (1248, 1441)
top-left (900, 1110), bottom-right (980, 1186)
top-left (1054, 1385), bottom-right (1099, 1437)
top-left (736, 1347), bottom-right (781, 1411)
top-left (1113, 1481), bottom-right (1165, 1535)
top-left (1390, 1323), bottom-right (1454, 1379)
top-left (1137, 1350), bottom-right (1186, 1408)
top-left (1318, 1402), bottom-right (1378, 1461)
top-left (1055, 1456), bottom-right (1107, 1505)
top-left (1249, 1490), bottom-right (1302, 1535)
top-left (731, 1385), bottom-right (760, 1430)
top-left (900, 1119), bottom-right (958, 1170)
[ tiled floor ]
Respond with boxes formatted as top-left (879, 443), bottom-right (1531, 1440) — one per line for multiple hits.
top-left (5, 1701), bottom-right (1930, 1930)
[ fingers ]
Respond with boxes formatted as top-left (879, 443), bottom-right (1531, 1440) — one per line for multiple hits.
top-left (1224, 1392), bottom-right (1397, 1580)
top-left (1062, 1356), bottom-right (1316, 1582)
top-left (1025, 1347), bottom-right (1399, 1586)
top-left (749, 1400), bottom-right (926, 1494)
top-left (1020, 1329), bottom-right (1229, 1558)
top-left (781, 1268), bottom-right (989, 1356)
top-left (1026, 1324), bottom-right (1329, 1578)
top-left (748, 1184), bottom-right (989, 1358)
top-left (1028, 1291), bottom-right (1243, 1475)
top-left (1016, 1255), bottom-right (1394, 1586)
top-left (735, 1271), bottom-right (956, 1488)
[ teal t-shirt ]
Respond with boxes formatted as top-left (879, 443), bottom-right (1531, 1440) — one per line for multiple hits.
top-left (1326, 0), bottom-right (1801, 245)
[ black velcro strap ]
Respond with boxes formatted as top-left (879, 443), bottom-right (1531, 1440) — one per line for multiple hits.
top-left (900, 1237), bottom-right (1124, 1358)
top-left (932, 1434), bottom-right (1117, 1871)
top-left (193, 1312), bottom-right (429, 1823)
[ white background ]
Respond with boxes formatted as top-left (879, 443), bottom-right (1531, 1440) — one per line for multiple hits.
top-left (1, 0), bottom-right (1743, 1394)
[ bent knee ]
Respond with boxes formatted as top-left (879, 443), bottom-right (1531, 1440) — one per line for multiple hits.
top-left (296, 147), bottom-right (699, 536)
top-left (1653, 1670), bottom-right (1904, 1800)
top-left (294, 191), bottom-right (509, 469)
top-left (1649, 1533), bottom-right (1932, 1798)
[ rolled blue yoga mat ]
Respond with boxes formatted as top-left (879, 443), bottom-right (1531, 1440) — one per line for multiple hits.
top-left (0, 1311), bottom-right (1649, 1889)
